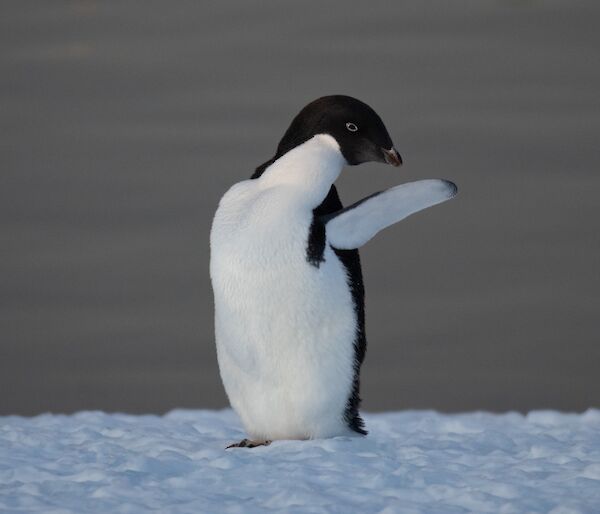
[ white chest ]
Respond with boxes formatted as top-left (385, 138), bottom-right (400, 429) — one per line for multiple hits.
top-left (209, 141), bottom-right (357, 440)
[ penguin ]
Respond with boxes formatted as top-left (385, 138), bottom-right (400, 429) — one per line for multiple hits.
top-left (210, 95), bottom-right (457, 448)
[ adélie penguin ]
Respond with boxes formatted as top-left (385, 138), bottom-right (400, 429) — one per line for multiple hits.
top-left (210, 95), bottom-right (457, 448)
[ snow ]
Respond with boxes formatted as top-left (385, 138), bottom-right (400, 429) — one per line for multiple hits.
top-left (1, 409), bottom-right (599, 513)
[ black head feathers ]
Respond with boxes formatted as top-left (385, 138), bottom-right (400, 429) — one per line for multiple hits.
top-left (253, 95), bottom-right (402, 178)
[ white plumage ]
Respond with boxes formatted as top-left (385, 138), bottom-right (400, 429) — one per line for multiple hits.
top-left (211, 135), bottom-right (356, 440)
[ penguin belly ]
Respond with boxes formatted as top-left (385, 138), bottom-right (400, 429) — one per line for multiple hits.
top-left (210, 189), bottom-right (357, 440)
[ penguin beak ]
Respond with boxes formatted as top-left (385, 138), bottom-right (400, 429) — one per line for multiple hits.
top-left (382, 147), bottom-right (403, 167)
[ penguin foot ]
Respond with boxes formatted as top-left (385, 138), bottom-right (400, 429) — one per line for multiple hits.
top-left (226, 438), bottom-right (272, 449)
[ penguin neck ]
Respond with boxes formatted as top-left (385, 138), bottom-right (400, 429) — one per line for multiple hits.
top-left (259, 134), bottom-right (346, 206)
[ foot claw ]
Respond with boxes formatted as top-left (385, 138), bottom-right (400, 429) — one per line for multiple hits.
top-left (226, 438), bottom-right (272, 449)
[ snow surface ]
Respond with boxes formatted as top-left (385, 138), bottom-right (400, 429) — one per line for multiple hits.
top-left (1, 409), bottom-right (599, 514)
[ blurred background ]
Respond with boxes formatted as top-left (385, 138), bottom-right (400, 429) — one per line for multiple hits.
top-left (2, 1), bottom-right (599, 416)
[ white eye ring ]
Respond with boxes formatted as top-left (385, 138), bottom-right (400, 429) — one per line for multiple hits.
top-left (346, 122), bottom-right (358, 132)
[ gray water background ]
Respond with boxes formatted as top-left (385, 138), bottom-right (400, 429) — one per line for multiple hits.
top-left (2, 1), bottom-right (599, 415)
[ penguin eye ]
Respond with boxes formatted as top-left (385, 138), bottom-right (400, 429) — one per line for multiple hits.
top-left (345, 122), bottom-right (358, 132)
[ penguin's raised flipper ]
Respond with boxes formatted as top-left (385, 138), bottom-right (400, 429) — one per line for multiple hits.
top-left (323, 179), bottom-right (457, 250)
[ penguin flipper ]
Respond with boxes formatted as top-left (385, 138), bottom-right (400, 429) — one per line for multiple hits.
top-left (323, 179), bottom-right (457, 250)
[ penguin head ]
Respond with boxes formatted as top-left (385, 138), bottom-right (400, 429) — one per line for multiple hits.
top-left (276, 95), bottom-right (402, 167)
